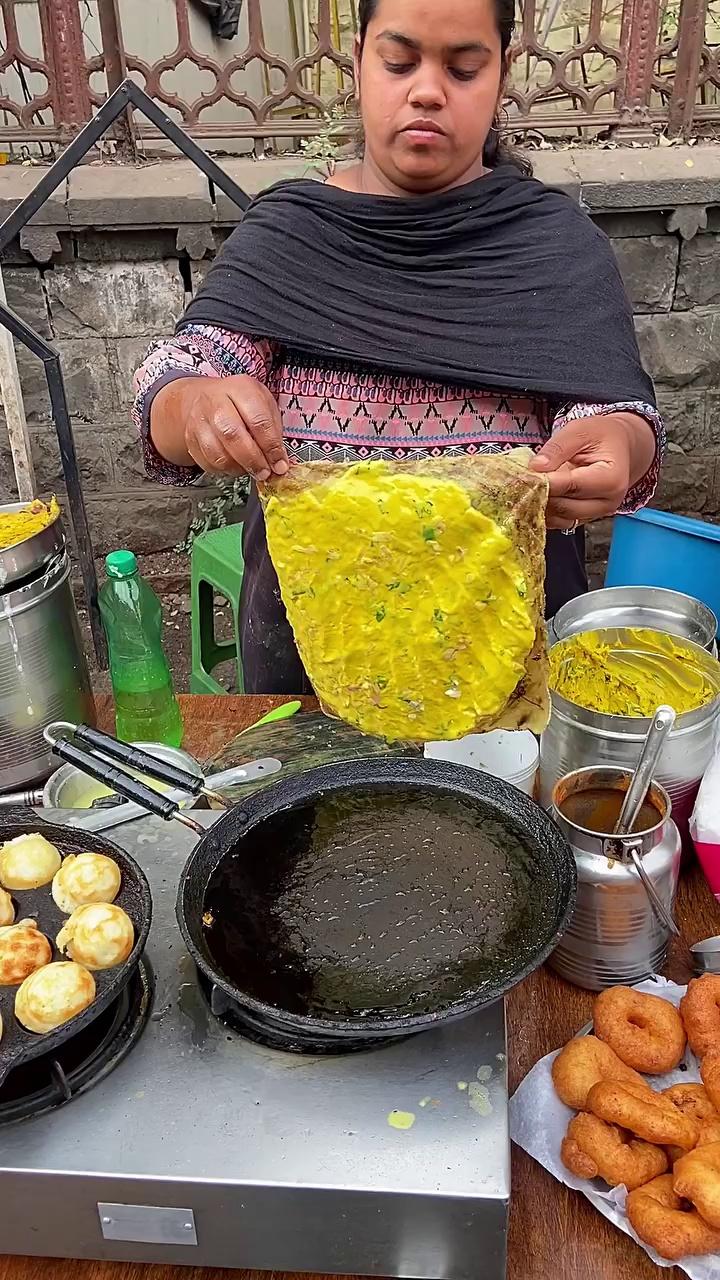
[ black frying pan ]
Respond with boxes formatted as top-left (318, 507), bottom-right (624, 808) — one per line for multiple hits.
top-left (40, 733), bottom-right (576, 1053)
top-left (177, 757), bottom-right (576, 1051)
top-left (0, 810), bottom-right (151, 1087)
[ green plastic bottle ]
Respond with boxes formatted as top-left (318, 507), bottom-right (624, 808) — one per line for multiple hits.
top-left (99, 550), bottom-right (183, 747)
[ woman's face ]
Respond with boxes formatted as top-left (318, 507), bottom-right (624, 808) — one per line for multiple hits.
top-left (356, 0), bottom-right (504, 195)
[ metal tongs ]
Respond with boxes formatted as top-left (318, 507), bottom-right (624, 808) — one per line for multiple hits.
top-left (43, 722), bottom-right (281, 836)
top-left (612, 705), bottom-right (680, 938)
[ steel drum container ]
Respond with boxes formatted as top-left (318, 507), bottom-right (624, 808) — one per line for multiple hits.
top-left (550, 767), bottom-right (682, 990)
top-left (540, 629), bottom-right (720, 847)
top-left (549, 586), bottom-right (718, 654)
top-left (0, 502), bottom-right (93, 791)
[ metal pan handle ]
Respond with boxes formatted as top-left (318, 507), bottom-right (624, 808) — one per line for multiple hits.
top-left (49, 737), bottom-right (204, 835)
top-left (628, 845), bottom-right (681, 939)
top-left (72, 724), bottom-right (204, 795)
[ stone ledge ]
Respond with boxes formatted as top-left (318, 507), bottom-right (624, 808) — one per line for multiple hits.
top-left (1, 145), bottom-right (718, 234)
top-left (572, 146), bottom-right (720, 211)
top-left (0, 168), bottom-right (68, 227)
top-left (67, 160), bottom-right (213, 228)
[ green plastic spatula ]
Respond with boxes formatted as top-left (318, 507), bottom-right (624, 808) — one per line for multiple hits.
top-left (237, 700), bottom-right (302, 737)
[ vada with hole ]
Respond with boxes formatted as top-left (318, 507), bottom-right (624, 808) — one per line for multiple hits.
top-left (627, 1173), bottom-right (720, 1262)
top-left (587, 1079), bottom-right (699, 1151)
top-left (593, 986), bottom-right (686, 1073)
top-left (551, 1034), bottom-right (648, 1111)
top-left (560, 1111), bottom-right (667, 1190)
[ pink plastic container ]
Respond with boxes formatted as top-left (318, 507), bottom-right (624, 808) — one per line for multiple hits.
top-left (693, 838), bottom-right (720, 902)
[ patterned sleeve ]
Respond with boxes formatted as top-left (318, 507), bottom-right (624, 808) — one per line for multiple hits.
top-left (131, 323), bottom-right (276, 485)
top-left (552, 400), bottom-right (666, 514)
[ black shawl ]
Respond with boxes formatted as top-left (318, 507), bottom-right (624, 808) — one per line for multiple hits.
top-left (182, 166), bottom-right (655, 406)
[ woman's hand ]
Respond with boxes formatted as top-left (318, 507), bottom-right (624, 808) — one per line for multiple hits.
top-left (529, 413), bottom-right (657, 531)
top-left (150, 375), bottom-right (289, 481)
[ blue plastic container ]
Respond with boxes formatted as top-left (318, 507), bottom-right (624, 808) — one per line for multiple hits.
top-left (606, 509), bottom-right (720, 635)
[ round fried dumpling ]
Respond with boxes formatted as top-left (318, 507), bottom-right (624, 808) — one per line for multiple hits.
top-left (52, 852), bottom-right (121, 915)
top-left (0, 918), bottom-right (52, 985)
top-left (0, 887), bottom-right (15, 926)
top-left (0, 832), bottom-right (61, 890)
top-left (15, 961), bottom-right (95, 1034)
top-left (56, 902), bottom-right (134, 970)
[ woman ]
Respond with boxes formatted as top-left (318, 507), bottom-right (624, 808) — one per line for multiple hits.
top-left (134, 0), bottom-right (662, 695)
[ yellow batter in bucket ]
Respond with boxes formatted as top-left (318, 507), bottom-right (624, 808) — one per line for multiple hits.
top-left (549, 628), bottom-right (719, 717)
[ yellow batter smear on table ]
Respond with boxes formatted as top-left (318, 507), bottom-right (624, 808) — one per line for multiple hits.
top-left (549, 628), bottom-right (720, 717)
top-left (388, 1110), bottom-right (416, 1131)
top-left (262, 454), bottom-right (549, 743)
top-left (0, 496), bottom-right (59, 551)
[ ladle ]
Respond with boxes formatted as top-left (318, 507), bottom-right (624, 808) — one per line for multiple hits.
top-left (613, 705), bottom-right (680, 939)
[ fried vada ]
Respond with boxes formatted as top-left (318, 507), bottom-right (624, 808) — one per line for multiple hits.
top-left (627, 1173), bottom-right (720, 1262)
top-left (680, 974), bottom-right (720, 1060)
top-left (673, 1142), bottom-right (720, 1229)
top-left (701, 1050), bottom-right (720, 1115)
top-left (560, 1111), bottom-right (667, 1190)
top-left (15, 960), bottom-right (95, 1033)
top-left (551, 1034), bottom-right (648, 1111)
top-left (587, 1079), bottom-right (699, 1151)
top-left (593, 986), bottom-right (686, 1073)
top-left (663, 1083), bottom-right (719, 1125)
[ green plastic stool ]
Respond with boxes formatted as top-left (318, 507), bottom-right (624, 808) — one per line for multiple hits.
top-left (190, 524), bottom-right (245, 695)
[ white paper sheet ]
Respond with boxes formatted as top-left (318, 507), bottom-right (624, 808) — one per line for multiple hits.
top-left (508, 976), bottom-right (720, 1280)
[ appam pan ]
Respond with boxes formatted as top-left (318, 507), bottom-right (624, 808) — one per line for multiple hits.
top-left (0, 810), bottom-right (151, 1086)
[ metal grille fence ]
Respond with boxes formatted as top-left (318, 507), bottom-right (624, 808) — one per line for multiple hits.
top-left (0, 0), bottom-right (714, 149)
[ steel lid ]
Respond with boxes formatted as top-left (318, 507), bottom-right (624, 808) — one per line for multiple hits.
top-left (0, 499), bottom-right (65, 591)
top-left (549, 586), bottom-right (718, 652)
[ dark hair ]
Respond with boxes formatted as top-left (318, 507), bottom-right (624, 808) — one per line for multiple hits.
top-left (357, 0), bottom-right (531, 175)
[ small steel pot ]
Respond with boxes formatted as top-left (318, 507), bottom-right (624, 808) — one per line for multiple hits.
top-left (539, 629), bottom-right (720, 848)
top-left (549, 766), bottom-right (682, 990)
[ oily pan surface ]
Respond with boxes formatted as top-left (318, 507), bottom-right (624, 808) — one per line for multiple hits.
top-left (260, 450), bottom-right (549, 743)
top-left (201, 783), bottom-right (567, 1023)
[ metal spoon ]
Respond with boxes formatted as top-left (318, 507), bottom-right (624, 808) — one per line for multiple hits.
top-left (613, 705), bottom-right (680, 938)
top-left (614, 705), bottom-right (677, 836)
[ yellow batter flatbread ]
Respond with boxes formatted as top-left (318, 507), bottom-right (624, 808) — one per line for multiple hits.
top-left (260, 449), bottom-right (549, 743)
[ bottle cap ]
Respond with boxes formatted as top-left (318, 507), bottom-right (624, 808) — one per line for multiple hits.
top-left (106, 550), bottom-right (138, 579)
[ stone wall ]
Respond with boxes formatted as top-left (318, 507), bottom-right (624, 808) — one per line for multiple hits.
top-left (1, 146), bottom-right (719, 577)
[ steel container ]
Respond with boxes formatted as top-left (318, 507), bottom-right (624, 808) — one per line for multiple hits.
top-left (549, 767), bottom-right (682, 990)
top-left (549, 585), bottom-right (718, 653)
top-left (540, 629), bottom-right (720, 845)
top-left (0, 499), bottom-right (64, 590)
top-left (0, 551), bottom-right (94, 791)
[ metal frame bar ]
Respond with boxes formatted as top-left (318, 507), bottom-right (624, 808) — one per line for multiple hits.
top-left (667, 0), bottom-right (707, 137)
top-left (0, 0), bottom-right (706, 144)
top-left (0, 80), bottom-right (252, 668)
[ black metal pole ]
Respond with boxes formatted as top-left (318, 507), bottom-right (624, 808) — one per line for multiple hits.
top-left (0, 80), bottom-right (251, 252)
top-left (0, 299), bottom-right (106, 666)
top-left (0, 77), bottom-right (253, 672)
top-left (45, 354), bottom-right (107, 666)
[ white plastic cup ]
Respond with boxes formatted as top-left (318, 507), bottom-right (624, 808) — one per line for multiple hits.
top-left (425, 730), bottom-right (540, 796)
